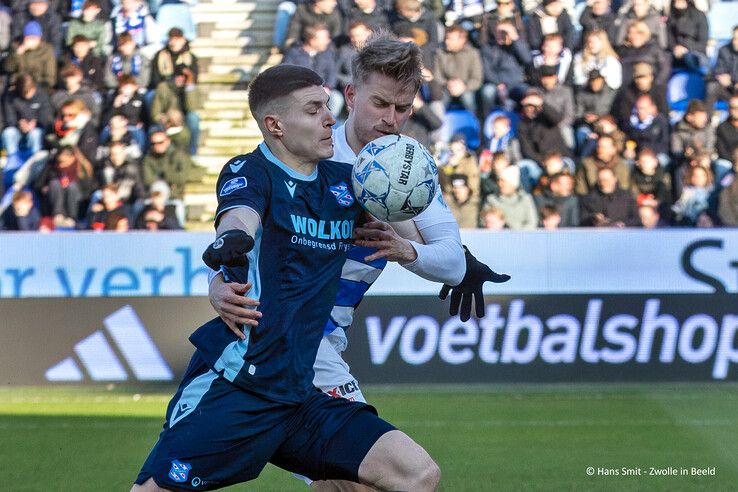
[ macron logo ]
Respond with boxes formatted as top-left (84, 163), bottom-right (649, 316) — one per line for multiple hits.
top-left (285, 180), bottom-right (296, 198)
top-left (45, 306), bottom-right (173, 382)
top-left (229, 160), bottom-right (245, 173)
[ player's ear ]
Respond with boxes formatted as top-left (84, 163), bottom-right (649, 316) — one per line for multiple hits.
top-left (344, 84), bottom-right (355, 111)
top-left (263, 114), bottom-right (284, 138)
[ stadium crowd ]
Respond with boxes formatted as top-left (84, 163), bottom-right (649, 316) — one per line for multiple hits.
top-left (274, 0), bottom-right (738, 229)
top-left (0, 0), bottom-right (202, 231)
top-left (0, 0), bottom-right (737, 231)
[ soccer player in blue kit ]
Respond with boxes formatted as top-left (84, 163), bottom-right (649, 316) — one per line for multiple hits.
top-left (131, 65), bottom-right (441, 491)
top-left (207, 35), bottom-right (510, 491)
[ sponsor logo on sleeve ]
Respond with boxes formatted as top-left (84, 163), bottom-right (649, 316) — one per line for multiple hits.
top-left (220, 177), bottom-right (248, 196)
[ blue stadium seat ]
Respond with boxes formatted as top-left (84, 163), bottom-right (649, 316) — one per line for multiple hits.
top-left (441, 109), bottom-right (481, 150)
top-left (707, 2), bottom-right (736, 42)
top-left (483, 110), bottom-right (519, 140)
top-left (667, 70), bottom-right (706, 112)
top-left (156, 2), bottom-right (196, 43)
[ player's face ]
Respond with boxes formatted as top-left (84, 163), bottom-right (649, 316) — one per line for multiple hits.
top-left (346, 72), bottom-right (416, 146)
top-left (281, 85), bottom-right (335, 161)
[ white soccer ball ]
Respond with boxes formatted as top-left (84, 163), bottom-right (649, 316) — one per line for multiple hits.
top-left (352, 134), bottom-right (439, 222)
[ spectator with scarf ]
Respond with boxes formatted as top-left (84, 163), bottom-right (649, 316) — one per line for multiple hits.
top-left (104, 31), bottom-right (151, 90)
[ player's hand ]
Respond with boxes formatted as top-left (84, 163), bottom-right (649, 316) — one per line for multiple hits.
top-left (209, 273), bottom-right (261, 340)
top-left (202, 229), bottom-right (255, 270)
top-left (438, 246), bottom-right (510, 322)
top-left (354, 217), bottom-right (418, 264)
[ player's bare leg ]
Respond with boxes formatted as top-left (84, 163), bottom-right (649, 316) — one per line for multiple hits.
top-left (357, 430), bottom-right (440, 491)
top-left (311, 480), bottom-right (377, 492)
top-left (131, 478), bottom-right (171, 491)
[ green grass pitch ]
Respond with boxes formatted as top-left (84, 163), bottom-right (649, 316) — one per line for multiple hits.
top-left (1, 384), bottom-right (737, 491)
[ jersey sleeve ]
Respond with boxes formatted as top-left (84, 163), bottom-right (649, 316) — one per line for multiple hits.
top-left (215, 155), bottom-right (271, 226)
top-left (412, 188), bottom-right (457, 230)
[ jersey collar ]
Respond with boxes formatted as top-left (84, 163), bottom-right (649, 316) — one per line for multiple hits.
top-left (258, 142), bottom-right (318, 181)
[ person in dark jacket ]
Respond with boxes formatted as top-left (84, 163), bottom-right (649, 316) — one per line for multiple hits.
top-left (525, 0), bottom-right (574, 51)
top-left (581, 166), bottom-right (641, 226)
top-left (623, 94), bottom-right (671, 158)
top-left (612, 62), bottom-right (668, 128)
top-left (2, 73), bottom-right (52, 155)
top-left (705, 27), bottom-right (738, 111)
top-left (617, 19), bottom-right (670, 87)
top-left (614, 0), bottom-right (667, 49)
top-left (480, 20), bottom-right (532, 113)
top-left (579, 0), bottom-right (618, 47)
top-left (98, 141), bottom-right (145, 205)
top-left (341, 0), bottom-right (387, 35)
top-left (480, 0), bottom-right (527, 47)
top-left (286, 0), bottom-right (343, 48)
top-left (390, 0), bottom-right (439, 53)
top-left (62, 34), bottom-right (107, 92)
top-left (52, 63), bottom-right (102, 125)
top-left (103, 73), bottom-right (146, 128)
top-left (134, 188), bottom-right (182, 230)
top-left (534, 171), bottom-right (579, 227)
top-left (282, 23), bottom-right (342, 116)
top-left (667, 0), bottom-right (708, 72)
top-left (575, 70), bottom-right (616, 150)
top-left (336, 21), bottom-right (372, 93)
top-left (718, 151), bottom-right (738, 226)
top-left (402, 94), bottom-right (443, 148)
top-left (150, 27), bottom-right (199, 89)
top-left (716, 95), bottom-right (738, 162)
top-left (0, 190), bottom-right (40, 230)
top-left (11, 0), bottom-right (62, 54)
top-left (630, 147), bottom-right (672, 218)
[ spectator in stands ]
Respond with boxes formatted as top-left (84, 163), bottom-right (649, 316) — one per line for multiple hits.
top-left (534, 171), bottom-right (579, 227)
top-left (525, 0), bottom-right (574, 51)
top-left (478, 151), bottom-right (511, 202)
top-left (64, 34), bottom-right (107, 92)
top-left (480, 20), bottom-right (532, 113)
top-left (342, 0), bottom-right (387, 34)
top-left (530, 33), bottom-right (573, 86)
top-left (35, 145), bottom-right (95, 227)
top-left (667, 0), bottom-right (708, 72)
top-left (282, 23), bottom-right (342, 117)
top-left (540, 205), bottom-right (562, 229)
top-left (671, 100), bottom-right (716, 170)
top-left (572, 29), bottom-right (622, 90)
top-left (336, 21), bottom-right (373, 95)
top-left (517, 88), bottom-right (571, 191)
top-left (623, 94), bottom-right (670, 160)
top-left (718, 149), bottom-right (738, 226)
top-left (151, 65), bottom-right (201, 153)
top-left (589, 114), bottom-right (627, 155)
top-left (65, 0), bottom-right (111, 57)
top-left (0, 190), bottom-right (40, 231)
top-left (390, 0), bottom-right (439, 53)
top-left (48, 99), bottom-right (99, 167)
top-left (539, 64), bottom-right (575, 150)
top-left (86, 183), bottom-right (129, 230)
top-left (479, 205), bottom-right (507, 230)
top-left (286, 0), bottom-right (342, 48)
top-left (434, 25), bottom-right (483, 114)
top-left (442, 0), bottom-right (484, 30)
top-left (630, 147), bottom-right (672, 216)
top-left (4, 21), bottom-right (56, 89)
top-left (485, 164), bottom-right (539, 229)
top-left (672, 164), bottom-right (715, 226)
top-left (579, 0), bottom-right (617, 46)
top-left (615, 0), bottom-right (667, 49)
top-left (161, 108), bottom-right (191, 155)
top-left (705, 27), bottom-right (738, 112)
top-left (576, 134), bottom-right (631, 194)
top-left (103, 74), bottom-right (146, 131)
top-left (52, 63), bottom-right (102, 125)
top-left (98, 140), bottom-right (145, 205)
top-left (112, 0), bottom-right (160, 58)
top-left (575, 70), bottom-right (617, 151)
top-left (2, 73), bottom-right (52, 155)
top-left (402, 93), bottom-right (444, 148)
top-left (716, 95), bottom-right (738, 164)
top-left (97, 114), bottom-right (143, 162)
top-left (142, 130), bottom-right (194, 199)
top-left (439, 133), bottom-right (480, 198)
top-left (151, 27), bottom-right (199, 89)
top-left (612, 61), bottom-right (668, 129)
top-left (105, 32), bottom-right (151, 90)
top-left (12, 0), bottom-right (62, 55)
top-left (532, 150), bottom-right (571, 194)
top-left (487, 113), bottom-right (522, 164)
top-left (639, 201), bottom-right (666, 228)
top-left (581, 166), bottom-right (641, 227)
top-left (480, 0), bottom-right (526, 47)
top-left (446, 174), bottom-right (480, 228)
top-left (617, 20), bottom-right (670, 87)
top-left (134, 187), bottom-right (182, 230)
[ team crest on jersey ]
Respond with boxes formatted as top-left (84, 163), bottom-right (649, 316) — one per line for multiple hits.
top-left (168, 460), bottom-right (192, 483)
top-left (220, 176), bottom-right (247, 196)
top-left (330, 182), bottom-right (354, 207)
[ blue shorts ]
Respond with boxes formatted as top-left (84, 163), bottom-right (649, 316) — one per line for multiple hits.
top-left (135, 352), bottom-right (394, 490)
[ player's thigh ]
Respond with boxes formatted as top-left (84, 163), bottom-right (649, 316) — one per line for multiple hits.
top-left (357, 430), bottom-right (440, 490)
top-left (314, 337), bottom-right (366, 403)
top-left (311, 479), bottom-right (377, 492)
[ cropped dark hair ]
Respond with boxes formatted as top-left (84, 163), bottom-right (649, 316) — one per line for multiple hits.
top-left (247, 65), bottom-right (324, 119)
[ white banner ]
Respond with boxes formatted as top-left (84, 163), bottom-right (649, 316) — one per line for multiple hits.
top-left (0, 229), bottom-right (736, 297)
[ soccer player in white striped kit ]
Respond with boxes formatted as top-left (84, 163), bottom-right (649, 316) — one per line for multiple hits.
top-left (208, 33), bottom-right (509, 491)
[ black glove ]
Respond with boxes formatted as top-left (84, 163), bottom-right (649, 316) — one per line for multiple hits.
top-left (202, 229), bottom-right (255, 271)
top-left (439, 246), bottom-right (510, 322)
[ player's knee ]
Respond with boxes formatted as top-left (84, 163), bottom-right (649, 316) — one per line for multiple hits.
top-left (130, 477), bottom-right (170, 491)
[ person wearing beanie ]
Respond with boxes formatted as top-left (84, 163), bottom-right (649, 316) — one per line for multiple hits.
top-left (12, 0), bottom-right (63, 55)
top-left (3, 20), bottom-right (57, 88)
top-left (485, 165), bottom-right (539, 229)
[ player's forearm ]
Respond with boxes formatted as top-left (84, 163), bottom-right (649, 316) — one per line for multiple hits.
top-left (216, 207), bottom-right (260, 237)
top-left (402, 221), bottom-right (465, 286)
